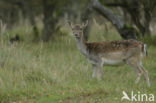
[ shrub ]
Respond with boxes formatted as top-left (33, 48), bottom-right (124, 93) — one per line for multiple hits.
top-left (141, 35), bottom-right (156, 46)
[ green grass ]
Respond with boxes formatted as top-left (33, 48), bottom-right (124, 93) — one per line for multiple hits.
top-left (0, 24), bottom-right (156, 103)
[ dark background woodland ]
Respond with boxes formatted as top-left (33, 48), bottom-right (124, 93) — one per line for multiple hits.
top-left (0, 0), bottom-right (156, 42)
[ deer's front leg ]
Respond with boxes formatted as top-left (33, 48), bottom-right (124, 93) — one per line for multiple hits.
top-left (92, 64), bottom-right (97, 78)
top-left (96, 66), bottom-right (102, 80)
top-left (92, 64), bottom-right (102, 80)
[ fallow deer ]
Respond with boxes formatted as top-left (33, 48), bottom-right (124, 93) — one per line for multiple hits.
top-left (67, 20), bottom-right (150, 87)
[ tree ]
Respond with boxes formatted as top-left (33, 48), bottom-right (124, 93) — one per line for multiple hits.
top-left (83, 0), bottom-right (156, 39)
top-left (105, 0), bottom-right (156, 37)
top-left (41, 0), bottom-right (69, 42)
top-left (0, 0), bottom-right (68, 42)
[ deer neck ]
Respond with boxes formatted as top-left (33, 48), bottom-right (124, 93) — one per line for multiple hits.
top-left (75, 34), bottom-right (87, 56)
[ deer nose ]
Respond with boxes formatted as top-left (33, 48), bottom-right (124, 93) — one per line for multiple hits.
top-left (75, 33), bottom-right (78, 36)
top-left (73, 32), bottom-right (79, 37)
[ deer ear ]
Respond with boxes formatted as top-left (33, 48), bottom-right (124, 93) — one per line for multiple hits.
top-left (67, 20), bottom-right (73, 28)
top-left (82, 20), bottom-right (88, 28)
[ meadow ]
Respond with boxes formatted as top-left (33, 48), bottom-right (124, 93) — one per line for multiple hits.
top-left (0, 22), bottom-right (156, 103)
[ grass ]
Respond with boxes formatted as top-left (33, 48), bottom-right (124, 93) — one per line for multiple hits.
top-left (0, 23), bottom-right (156, 103)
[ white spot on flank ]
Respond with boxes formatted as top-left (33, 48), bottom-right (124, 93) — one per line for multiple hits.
top-left (102, 58), bottom-right (123, 65)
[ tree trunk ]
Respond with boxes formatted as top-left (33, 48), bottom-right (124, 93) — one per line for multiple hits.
top-left (144, 9), bottom-right (152, 36)
top-left (105, 0), bottom-right (154, 38)
top-left (92, 0), bottom-right (138, 39)
top-left (41, 0), bottom-right (55, 42)
top-left (81, 0), bottom-right (92, 41)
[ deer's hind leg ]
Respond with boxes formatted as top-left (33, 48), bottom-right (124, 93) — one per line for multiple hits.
top-left (126, 58), bottom-right (143, 84)
top-left (138, 62), bottom-right (150, 87)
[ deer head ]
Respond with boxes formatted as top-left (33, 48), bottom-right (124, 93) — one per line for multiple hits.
top-left (67, 20), bottom-right (88, 39)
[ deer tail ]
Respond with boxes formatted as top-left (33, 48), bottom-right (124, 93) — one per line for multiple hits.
top-left (142, 44), bottom-right (148, 57)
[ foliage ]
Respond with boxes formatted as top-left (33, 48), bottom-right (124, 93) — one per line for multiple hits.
top-left (120, 24), bottom-right (140, 39)
top-left (141, 35), bottom-right (156, 46)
